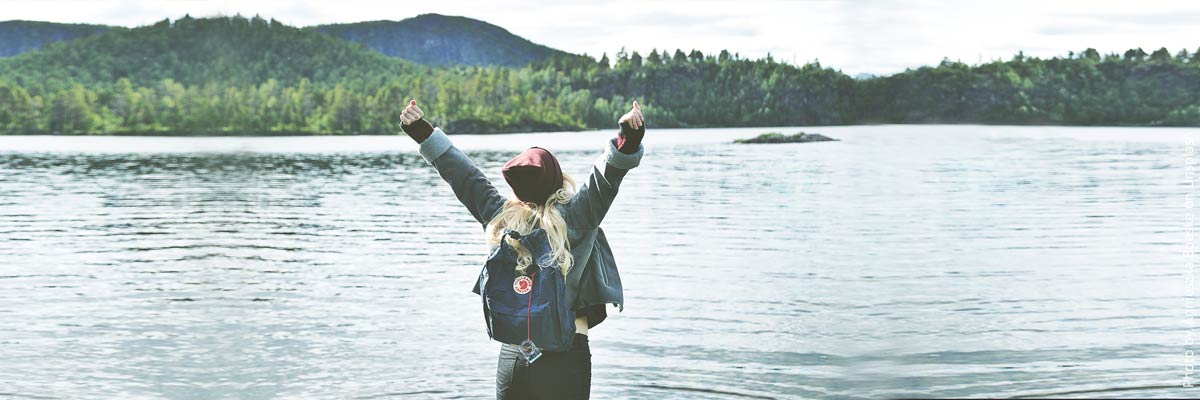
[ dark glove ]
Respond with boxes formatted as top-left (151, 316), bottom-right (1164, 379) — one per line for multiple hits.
top-left (617, 121), bottom-right (645, 154)
top-left (401, 118), bottom-right (435, 144)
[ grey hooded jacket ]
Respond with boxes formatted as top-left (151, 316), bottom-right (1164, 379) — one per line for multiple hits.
top-left (418, 128), bottom-right (644, 328)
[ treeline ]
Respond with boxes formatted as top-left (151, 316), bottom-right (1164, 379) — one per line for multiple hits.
top-left (0, 72), bottom-right (624, 135)
top-left (0, 15), bottom-right (1198, 135)
top-left (855, 48), bottom-right (1200, 125)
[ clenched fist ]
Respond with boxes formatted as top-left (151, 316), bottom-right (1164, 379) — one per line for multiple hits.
top-left (400, 100), bottom-right (424, 125)
top-left (399, 99), bottom-right (434, 142)
top-left (618, 100), bottom-right (644, 129)
top-left (615, 100), bottom-right (645, 154)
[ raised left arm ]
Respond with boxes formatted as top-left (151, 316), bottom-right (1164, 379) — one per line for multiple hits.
top-left (401, 100), bottom-right (507, 227)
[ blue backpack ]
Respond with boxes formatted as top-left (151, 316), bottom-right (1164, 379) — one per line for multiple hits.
top-left (474, 228), bottom-right (576, 363)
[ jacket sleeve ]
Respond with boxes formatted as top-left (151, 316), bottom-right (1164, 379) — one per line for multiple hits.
top-left (418, 127), bottom-right (508, 227)
top-left (564, 137), bottom-right (644, 231)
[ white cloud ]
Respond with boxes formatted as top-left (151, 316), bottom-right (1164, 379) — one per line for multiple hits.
top-left (1, 0), bottom-right (1197, 75)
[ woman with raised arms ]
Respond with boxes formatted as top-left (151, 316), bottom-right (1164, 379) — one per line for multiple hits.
top-left (398, 98), bottom-right (646, 399)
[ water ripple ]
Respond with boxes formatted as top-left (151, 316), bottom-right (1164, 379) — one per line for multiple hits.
top-left (0, 126), bottom-right (1193, 398)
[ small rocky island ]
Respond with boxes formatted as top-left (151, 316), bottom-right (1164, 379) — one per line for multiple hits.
top-left (734, 132), bottom-right (839, 144)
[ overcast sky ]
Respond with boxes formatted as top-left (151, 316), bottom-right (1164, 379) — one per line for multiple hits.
top-left (2, 0), bottom-right (1198, 75)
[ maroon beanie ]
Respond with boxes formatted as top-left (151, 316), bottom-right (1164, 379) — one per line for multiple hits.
top-left (502, 147), bottom-right (564, 204)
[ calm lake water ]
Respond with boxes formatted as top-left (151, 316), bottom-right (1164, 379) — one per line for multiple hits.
top-left (0, 125), bottom-right (1195, 399)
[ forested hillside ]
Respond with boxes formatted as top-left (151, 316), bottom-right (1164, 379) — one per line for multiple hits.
top-left (0, 15), bottom-right (416, 89)
top-left (0, 20), bottom-right (112, 57)
top-left (311, 14), bottom-right (578, 67)
top-left (0, 15), bottom-right (1197, 135)
top-left (854, 49), bottom-right (1200, 125)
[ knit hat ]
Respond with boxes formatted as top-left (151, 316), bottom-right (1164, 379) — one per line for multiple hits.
top-left (502, 147), bottom-right (564, 204)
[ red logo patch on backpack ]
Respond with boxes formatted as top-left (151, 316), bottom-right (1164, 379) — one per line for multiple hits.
top-left (513, 276), bottom-right (533, 294)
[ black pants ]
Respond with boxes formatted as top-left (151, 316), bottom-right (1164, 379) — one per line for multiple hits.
top-left (496, 334), bottom-right (591, 400)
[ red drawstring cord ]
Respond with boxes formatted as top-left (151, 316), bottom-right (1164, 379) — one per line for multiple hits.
top-left (526, 271), bottom-right (537, 341)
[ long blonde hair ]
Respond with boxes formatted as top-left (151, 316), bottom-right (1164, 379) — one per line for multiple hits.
top-left (486, 173), bottom-right (577, 275)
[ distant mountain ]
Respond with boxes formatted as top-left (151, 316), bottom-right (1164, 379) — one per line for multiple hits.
top-left (0, 20), bottom-right (112, 57)
top-left (0, 14), bottom-right (580, 68)
top-left (311, 14), bottom-right (579, 67)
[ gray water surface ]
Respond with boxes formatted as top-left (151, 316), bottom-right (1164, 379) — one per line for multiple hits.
top-left (0, 125), bottom-right (1194, 399)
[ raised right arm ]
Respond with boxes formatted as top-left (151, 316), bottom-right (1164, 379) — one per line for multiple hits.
top-left (401, 100), bottom-right (506, 227)
top-left (562, 101), bottom-right (646, 231)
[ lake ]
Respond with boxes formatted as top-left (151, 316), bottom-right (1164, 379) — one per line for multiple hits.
top-left (0, 125), bottom-right (1194, 399)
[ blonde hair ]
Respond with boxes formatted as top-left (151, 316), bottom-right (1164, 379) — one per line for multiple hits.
top-left (486, 173), bottom-right (577, 275)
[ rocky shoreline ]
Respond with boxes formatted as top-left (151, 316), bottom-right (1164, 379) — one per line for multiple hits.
top-left (734, 132), bottom-right (839, 144)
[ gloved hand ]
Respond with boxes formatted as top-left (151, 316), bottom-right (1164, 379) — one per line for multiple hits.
top-left (400, 100), bottom-right (434, 143)
top-left (616, 100), bottom-right (645, 154)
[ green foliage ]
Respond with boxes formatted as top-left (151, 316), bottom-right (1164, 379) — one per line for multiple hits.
top-left (0, 15), bottom-right (416, 91)
top-left (854, 51), bottom-right (1200, 126)
top-left (0, 15), bottom-right (1197, 135)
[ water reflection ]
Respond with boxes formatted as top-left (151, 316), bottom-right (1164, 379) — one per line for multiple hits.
top-left (0, 126), bottom-right (1193, 398)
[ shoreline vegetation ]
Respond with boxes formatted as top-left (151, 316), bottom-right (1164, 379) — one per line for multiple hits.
top-left (5, 121), bottom-right (1186, 137)
top-left (1, 16), bottom-right (1199, 136)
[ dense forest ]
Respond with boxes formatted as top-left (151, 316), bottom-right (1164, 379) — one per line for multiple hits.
top-left (0, 15), bottom-right (1197, 135)
top-left (855, 49), bottom-right (1200, 125)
